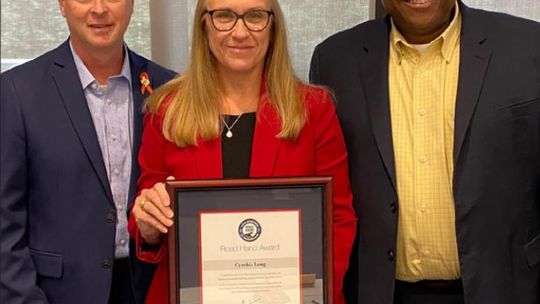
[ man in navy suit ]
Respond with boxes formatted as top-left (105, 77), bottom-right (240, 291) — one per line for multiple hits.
top-left (1, 1), bottom-right (175, 303)
top-left (310, 0), bottom-right (539, 303)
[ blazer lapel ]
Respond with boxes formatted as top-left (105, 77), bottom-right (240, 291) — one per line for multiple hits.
top-left (129, 50), bottom-right (147, 155)
top-left (51, 41), bottom-right (114, 203)
top-left (250, 96), bottom-right (280, 177)
top-left (453, 3), bottom-right (491, 168)
top-left (127, 50), bottom-right (148, 209)
top-left (361, 18), bottom-right (397, 192)
top-left (193, 138), bottom-right (223, 179)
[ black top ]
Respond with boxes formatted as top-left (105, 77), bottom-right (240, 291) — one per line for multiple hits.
top-left (221, 112), bottom-right (256, 178)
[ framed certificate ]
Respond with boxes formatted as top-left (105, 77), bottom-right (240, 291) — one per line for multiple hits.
top-left (166, 177), bottom-right (333, 304)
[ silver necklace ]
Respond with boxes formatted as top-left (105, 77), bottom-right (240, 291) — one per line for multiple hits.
top-left (221, 114), bottom-right (243, 138)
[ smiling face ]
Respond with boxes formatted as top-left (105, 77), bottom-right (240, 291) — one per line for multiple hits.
top-left (204, 0), bottom-right (273, 77)
top-left (382, 0), bottom-right (456, 43)
top-left (58, 0), bottom-right (133, 55)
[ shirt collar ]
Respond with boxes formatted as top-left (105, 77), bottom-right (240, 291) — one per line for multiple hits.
top-left (70, 41), bottom-right (132, 90)
top-left (390, 1), bottom-right (462, 64)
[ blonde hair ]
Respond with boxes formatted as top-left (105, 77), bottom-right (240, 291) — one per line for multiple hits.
top-left (146, 0), bottom-right (305, 147)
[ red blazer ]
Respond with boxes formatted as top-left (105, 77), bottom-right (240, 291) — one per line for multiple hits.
top-left (128, 85), bottom-right (357, 304)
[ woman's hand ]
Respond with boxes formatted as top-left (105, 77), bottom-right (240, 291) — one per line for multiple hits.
top-left (132, 178), bottom-right (175, 245)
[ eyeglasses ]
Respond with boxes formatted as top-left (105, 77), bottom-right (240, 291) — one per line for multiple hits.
top-left (205, 9), bottom-right (273, 32)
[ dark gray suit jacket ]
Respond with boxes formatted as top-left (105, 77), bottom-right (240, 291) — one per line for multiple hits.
top-left (310, 2), bottom-right (540, 304)
top-left (1, 40), bottom-right (176, 304)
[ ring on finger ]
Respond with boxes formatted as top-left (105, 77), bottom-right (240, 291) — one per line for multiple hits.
top-left (139, 199), bottom-right (146, 210)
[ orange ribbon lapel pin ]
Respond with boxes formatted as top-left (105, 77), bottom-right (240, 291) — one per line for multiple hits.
top-left (139, 72), bottom-right (153, 95)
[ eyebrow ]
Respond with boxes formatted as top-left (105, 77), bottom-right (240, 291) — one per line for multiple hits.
top-left (207, 6), bottom-right (270, 13)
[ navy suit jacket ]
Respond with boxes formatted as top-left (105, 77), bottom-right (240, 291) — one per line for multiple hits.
top-left (1, 40), bottom-right (176, 304)
top-left (310, 3), bottom-right (540, 304)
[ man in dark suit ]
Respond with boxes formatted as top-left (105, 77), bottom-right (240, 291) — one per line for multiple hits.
top-left (310, 0), bottom-right (539, 303)
top-left (0, 1), bottom-right (175, 303)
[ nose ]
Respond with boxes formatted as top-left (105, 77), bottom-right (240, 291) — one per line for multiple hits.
top-left (90, 0), bottom-right (108, 15)
top-left (230, 18), bottom-right (250, 39)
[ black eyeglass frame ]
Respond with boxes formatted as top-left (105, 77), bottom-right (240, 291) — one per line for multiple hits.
top-left (205, 9), bottom-right (274, 32)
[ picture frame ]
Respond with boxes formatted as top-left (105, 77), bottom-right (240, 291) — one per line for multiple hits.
top-left (166, 177), bottom-right (334, 304)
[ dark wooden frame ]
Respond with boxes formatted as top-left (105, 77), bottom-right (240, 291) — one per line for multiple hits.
top-left (166, 176), bottom-right (334, 304)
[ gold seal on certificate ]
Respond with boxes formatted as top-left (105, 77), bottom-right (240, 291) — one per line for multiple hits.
top-left (199, 210), bottom-right (302, 304)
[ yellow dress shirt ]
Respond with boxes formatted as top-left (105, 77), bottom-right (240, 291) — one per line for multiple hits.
top-left (389, 5), bottom-right (462, 281)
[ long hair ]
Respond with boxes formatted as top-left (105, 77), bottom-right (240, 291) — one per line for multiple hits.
top-left (146, 0), bottom-right (305, 147)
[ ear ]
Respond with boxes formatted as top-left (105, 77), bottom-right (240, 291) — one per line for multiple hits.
top-left (58, 0), bottom-right (66, 17)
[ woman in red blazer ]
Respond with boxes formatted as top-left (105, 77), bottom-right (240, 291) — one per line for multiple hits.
top-left (128, 0), bottom-right (356, 303)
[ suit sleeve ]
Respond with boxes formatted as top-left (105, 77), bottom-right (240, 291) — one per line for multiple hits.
top-left (128, 110), bottom-right (169, 263)
top-left (309, 89), bottom-right (357, 303)
top-left (1, 74), bottom-right (49, 303)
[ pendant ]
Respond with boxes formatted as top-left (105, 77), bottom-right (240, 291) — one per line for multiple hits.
top-left (226, 130), bottom-right (233, 138)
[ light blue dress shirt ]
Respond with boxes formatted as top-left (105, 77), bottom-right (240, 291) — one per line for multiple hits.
top-left (71, 44), bottom-right (132, 258)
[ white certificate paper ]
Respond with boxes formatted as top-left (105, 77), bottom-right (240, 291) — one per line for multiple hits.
top-left (199, 209), bottom-right (302, 304)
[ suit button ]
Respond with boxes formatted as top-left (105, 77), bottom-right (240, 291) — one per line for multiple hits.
top-left (390, 201), bottom-right (397, 213)
top-left (105, 212), bottom-right (116, 223)
top-left (387, 249), bottom-right (395, 261)
top-left (102, 258), bottom-right (112, 269)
